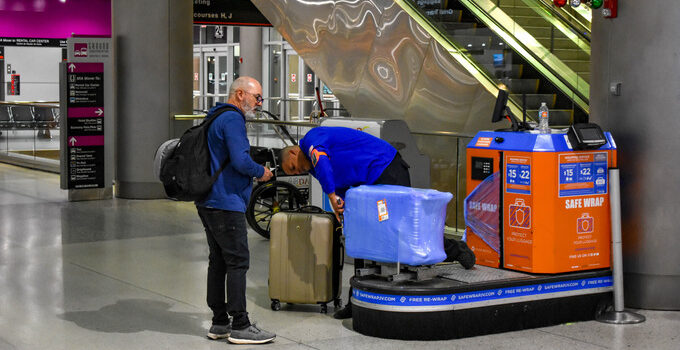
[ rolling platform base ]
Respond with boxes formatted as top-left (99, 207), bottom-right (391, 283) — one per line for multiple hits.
top-left (350, 265), bottom-right (613, 340)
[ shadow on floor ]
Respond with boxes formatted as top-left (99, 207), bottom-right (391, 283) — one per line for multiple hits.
top-left (58, 299), bottom-right (209, 337)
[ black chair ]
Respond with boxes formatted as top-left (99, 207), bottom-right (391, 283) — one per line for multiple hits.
top-left (0, 105), bottom-right (12, 129)
top-left (51, 108), bottom-right (60, 124)
top-left (10, 105), bottom-right (35, 129)
top-left (33, 107), bottom-right (56, 128)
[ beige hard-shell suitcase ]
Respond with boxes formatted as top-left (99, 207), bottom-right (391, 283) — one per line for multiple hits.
top-left (268, 207), bottom-right (342, 313)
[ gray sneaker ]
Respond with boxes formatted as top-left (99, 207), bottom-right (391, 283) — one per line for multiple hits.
top-left (227, 324), bottom-right (276, 344)
top-left (207, 324), bottom-right (231, 340)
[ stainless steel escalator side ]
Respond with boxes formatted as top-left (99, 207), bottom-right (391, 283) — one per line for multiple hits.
top-left (251, 0), bottom-right (512, 135)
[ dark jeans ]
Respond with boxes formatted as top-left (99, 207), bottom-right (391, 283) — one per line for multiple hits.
top-left (196, 206), bottom-right (251, 329)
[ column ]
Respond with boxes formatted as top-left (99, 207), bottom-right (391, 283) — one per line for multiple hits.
top-left (113, 0), bottom-right (193, 199)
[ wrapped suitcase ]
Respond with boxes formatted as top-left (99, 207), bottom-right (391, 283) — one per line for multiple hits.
top-left (268, 206), bottom-right (343, 313)
top-left (344, 185), bottom-right (453, 266)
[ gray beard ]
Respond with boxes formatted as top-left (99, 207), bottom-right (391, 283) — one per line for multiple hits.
top-left (244, 109), bottom-right (257, 118)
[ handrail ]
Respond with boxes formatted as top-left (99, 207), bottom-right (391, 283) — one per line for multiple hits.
top-left (395, 0), bottom-right (525, 121)
top-left (458, 0), bottom-right (589, 113)
top-left (411, 130), bottom-right (477, 139)
top-left (174, 113), bottom-right (320, 128)
top-left (0, 101), bottom-right (59, 107)
top-left (246, 118), bottom-right (319, 128)
top-left (532, 0), bottom-right (591, 45)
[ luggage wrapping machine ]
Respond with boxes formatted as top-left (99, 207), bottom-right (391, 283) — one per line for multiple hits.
top-left (348, 127), bottom-right (616, 340)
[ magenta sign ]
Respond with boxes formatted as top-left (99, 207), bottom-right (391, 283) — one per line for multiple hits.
top-left (0, 0), bottom-right (111, 39)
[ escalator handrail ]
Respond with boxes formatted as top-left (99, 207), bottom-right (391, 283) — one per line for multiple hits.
top-left (533, 0), bottom-right (591, 43)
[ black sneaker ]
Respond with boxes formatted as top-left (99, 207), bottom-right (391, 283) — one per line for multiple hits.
top-left (333, 304), bottom-right (352, 319)
top-left (455, 241), bottom-right (476, 269)
top-left (207, 324), bottom-right (231, 340)
top-left (227, 324), bottom-right (276, 344)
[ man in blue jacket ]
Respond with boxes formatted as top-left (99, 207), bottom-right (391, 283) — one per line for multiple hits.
top-left (196, 76), bottom-right (276, 344)
top-left (280, 126), bottom-right (475, 319)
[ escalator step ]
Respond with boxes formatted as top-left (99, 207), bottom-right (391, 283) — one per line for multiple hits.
top-left (498, 5), bottom-right (538, 17)
top-left (496, 0), bottom-right (533, 6)
top-left (551, 49), bottom-right (589, 61)
top-left (536, 37), bottom-right (583, 51)
top-left (520, 26), bottom-right (553, 38)
top-left (510, 94), bottom-right (557, 109)
top-left (511, 15), bottom-right (553, 28)
top-left (500, 78), bottom-right (540, 94)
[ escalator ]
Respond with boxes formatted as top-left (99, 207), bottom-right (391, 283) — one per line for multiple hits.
top-left (412, 0), bottom-right (592, 125)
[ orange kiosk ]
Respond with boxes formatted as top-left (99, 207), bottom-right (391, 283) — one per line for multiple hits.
top-left (465, 130), bottom-right (617, 274)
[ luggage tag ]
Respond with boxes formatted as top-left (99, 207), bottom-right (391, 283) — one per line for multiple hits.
top-left (377, 199), bottom-right (389, 222)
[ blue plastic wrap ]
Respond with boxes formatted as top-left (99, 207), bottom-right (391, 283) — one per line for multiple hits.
top-left (463, 172), bottom-right (500, 253)
top-left (344, 185), bottom-right (453, 266)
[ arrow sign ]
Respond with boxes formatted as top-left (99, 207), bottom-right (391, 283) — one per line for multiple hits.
top-left (69, 137), bottom-right (77, 146)
top-left (95, 108), bottom-right (103, 116)
top-left (68, 63), bottom-right (76, 72)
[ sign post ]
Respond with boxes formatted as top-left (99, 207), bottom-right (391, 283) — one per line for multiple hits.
top-left (60, 37), bottom-right (113, 201)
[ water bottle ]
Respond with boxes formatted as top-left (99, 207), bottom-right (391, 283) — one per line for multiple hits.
top-left (538, 102), bottom-right (550, 133)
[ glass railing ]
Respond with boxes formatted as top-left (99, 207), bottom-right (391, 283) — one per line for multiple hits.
top-left (0, 101), bottom-right (60, 172)
top-left (401, 0), bottom-right (591, 124)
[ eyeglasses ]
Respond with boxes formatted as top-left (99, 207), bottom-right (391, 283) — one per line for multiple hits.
top-left (244, 90), bottom-right (263, 103)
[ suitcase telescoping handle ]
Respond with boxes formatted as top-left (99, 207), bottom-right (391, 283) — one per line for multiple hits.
top-left (298, 205), bottom-right (325, 214)
top-left (337, 228), bottom-right (345, 269)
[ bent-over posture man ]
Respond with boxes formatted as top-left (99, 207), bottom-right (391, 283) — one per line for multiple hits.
top-left (280, 126), bottom-right (475, 319)
top-left (196, 76), bottom-right (276, 344)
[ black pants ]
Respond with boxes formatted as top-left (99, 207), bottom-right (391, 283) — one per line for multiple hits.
top-left (373, 152), bottom-right (411, 187)
top-left (196, 206), bottom-right (250, 329)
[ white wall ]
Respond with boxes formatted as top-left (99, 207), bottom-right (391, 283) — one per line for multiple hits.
top-left (3, 46), bottom-right (61, 101)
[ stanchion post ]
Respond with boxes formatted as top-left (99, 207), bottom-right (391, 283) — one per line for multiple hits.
top-left (596, 168), bottom-right (645, 324)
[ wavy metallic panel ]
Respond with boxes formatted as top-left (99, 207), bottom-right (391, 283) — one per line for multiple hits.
top-left (251, 0), bottom-right (496, 134)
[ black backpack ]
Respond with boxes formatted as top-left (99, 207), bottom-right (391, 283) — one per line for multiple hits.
top-left (155, 105), bottom-right (237, 201)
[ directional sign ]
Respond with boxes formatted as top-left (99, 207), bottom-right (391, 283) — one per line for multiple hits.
top-left (66, 62), bottom-right (105, 189)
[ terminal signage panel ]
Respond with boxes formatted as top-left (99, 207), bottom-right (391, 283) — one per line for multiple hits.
top-left (193, 0), bottom-right (271, 26)
top-left (66, 62), bottom-right (105, 189)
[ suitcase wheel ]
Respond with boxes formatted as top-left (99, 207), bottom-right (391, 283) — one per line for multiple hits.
top-left (271, 300), bottom-right (281, 311)
top-left (319, 303), bottom-right (328, 314)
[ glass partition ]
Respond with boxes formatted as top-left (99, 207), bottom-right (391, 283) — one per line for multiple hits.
top-left (0, 102), bottom-right (60, 172)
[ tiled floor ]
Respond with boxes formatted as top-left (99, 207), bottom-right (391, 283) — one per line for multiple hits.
top-left (0, 163), bottom-right (677, 349)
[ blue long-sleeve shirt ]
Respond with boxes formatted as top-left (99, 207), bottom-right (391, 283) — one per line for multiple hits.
top-left (299, 126), bottom-right (397, 199)
top-left (198, 103), bottom-right (264, 212)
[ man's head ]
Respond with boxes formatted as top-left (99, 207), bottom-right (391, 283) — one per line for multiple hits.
top-left (281, 145), bottom-right (312, 175)
top-left (227, 76), bottom-right (263, 118)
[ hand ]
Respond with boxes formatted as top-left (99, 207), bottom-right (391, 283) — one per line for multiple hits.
top-left (257, 166), bottom-right (273, 182)
top-left (328, 192), bottom-right (344, 222)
